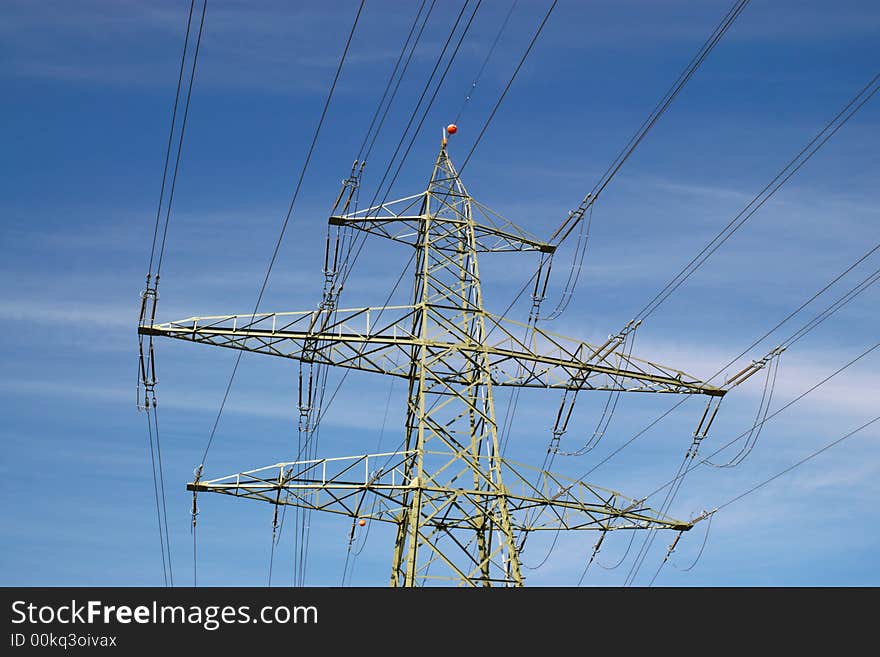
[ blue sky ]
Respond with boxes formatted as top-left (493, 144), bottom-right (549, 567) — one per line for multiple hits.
top-left (1, 0), bottom-right (878, 586)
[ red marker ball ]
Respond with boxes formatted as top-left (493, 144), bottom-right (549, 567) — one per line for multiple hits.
top-left (446, 124), bottom-right (458, 135)
top-left (358, 518), bottom-right (366, 527)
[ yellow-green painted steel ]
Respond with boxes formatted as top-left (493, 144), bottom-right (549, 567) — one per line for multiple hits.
top-left (142, 144), bottom-right (724, 586)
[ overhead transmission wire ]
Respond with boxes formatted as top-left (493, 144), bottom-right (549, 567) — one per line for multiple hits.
top-left (714, 415), bottom-right (880, 513)
top-left (315, 0), bottom-right (431, 338)
top-left (671, 512), bottom-right (713, 573)
top-left (303, 0), bottom-right (435, 339)
top-left (154, 0), bottom-right (208, 279)
top-left (649, 341), bottom-right (880, 502)
top-left (554, 322), bottom-right (639, 457)
top-left (485, 7), bottom-right (756, 418)
top-left (624, 269), bottom-right (880, 585)
top-left (490, 0), bottom-right (752, 334)
top-left (496, 0), bottom-right (747, 491)
top-left (138, 0), bottom-right (206, 588)
top-left (144, 406), bottom-right (169, 587)
top-left (341, 376), bottom-right (397, 586)
top-left (624, 440), bottom-right (694, 586)
top-left (360, 0), bottom-right (437, 168)
top-left (646, 510), bottom-right (714, 586)
top-left (197, 0), bottom-right (365, 468)
top-left (355, 0), bottom-right (430, 165)
top-left (145, 0), bottom-right (196, 279)
top-left (650, 415), bottom-right (880, 585)
top-left (550, 0), bottom-right (751, 246)
top-left (705, 353), bottom-right (780, 468)
top-left (470, 0), bottom-right (559, 454)
top-left (513, 3), bottom-right (752, 571)
top-left (155, 0), bottom-right (207, 587)
top-left (578, 240), bottom-right (880, 484)
top-left (189, 0), bottom-right (364, 588)
top-left (332, 0), bottom-right (553, 334)
top-left (266, 252), bottom-right (415, 585)
top-left (631, 70), bottom-right (880, 324)
top-left (449, 0), bottom-right (561, 464)
top-left (623, 338), bottom-right (880, 585)
top-left (523, 326), bottom-right (642, 566)
top-left (453, 0), bottom-right (518, 125)
top-left (457, 0), bottom-right (557, 177)
top-left (572, 248), bottom-right (880, 584)
top-left (518, 0), bottom-right (751, 344)
top-left (333, 0), bottom-right (482, 291)
top-left (567, 76), bottom-right (880, 579)
top-left (630, 258), bottom-right (880, 579)
top-left (334, 0), bottom-right (553, 297)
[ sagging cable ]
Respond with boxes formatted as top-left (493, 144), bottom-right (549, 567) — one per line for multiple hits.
top-left (550, 320), bottom-right (641, 456)
top-left (709, 347), bottom-right (784, 467)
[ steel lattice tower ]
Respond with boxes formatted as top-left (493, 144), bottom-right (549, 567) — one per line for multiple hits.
top-left (140, 142), bottom-right (726, 586)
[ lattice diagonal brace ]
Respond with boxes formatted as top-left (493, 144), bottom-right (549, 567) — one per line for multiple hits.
top-left (140, 144), bottom-right (725, 586)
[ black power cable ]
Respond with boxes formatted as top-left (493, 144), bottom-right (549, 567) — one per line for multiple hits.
top-left (632, 71), bottom-right (880, 324)
top-left (199, 0), bottom-right (366, 468)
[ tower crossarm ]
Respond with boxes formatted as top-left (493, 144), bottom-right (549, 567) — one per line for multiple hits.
top-left (139, 307), bottom-right (723, 396)
top-left (186, 451), bottom-right (692, 533)
top-left (329, 192), bottom-right (555, 254)
top-left (138, 305), bottom-right (422, 379)
top-left (499, 458), bottom-right (691, 531)
top-left (481, 312), bottom-right (726, 396)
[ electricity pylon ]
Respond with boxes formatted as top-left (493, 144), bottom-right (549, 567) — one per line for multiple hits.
top-left (139, 140), bottom-right (726, 586)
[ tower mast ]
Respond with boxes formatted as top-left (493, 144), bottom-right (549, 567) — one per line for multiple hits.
top-left (140, 138), bottom-right (724, 586)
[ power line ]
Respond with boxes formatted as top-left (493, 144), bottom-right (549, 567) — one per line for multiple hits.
top-left (632, 71), bottom-right (880, 323)
top-left (453, 0), bottom-right (518, 125)
top-left (572, 254), bottom-right (880, 584)
top-left (147, 0), bottom-right (196, 278)
top-left (198, 0), bottom-right (366, 468)
top-left (150, 405), bottom-right (173, 587)
top-left (578, 246), bottom-right (880, 483)
top-left (480, 0), bottom-right (751, 333)
top-left (361, 0), bottom-right (475, 213)
top-left (144, 407), bottom-right (169, 586)
top-left (266, 252), bottom-right (415, 585)
top-left (647, 414), bottom-right (880, 583)
top-left (715, 415), bottom-right (880, 513)
top-left (496, 0), bottom-right (745, 349)
top-left (624, 270), bottom-right (880, 583)
top-left (331, 0), bottom-right (555, 308)
top-left (357, 0), bottom-right (434, 165)
top-left (155, 0), bottom-right (208, 278)
top-left (458, 0), bottom-right (557, 176)
top-left (445, 0), bottom-right (559, 471)
top-left (549, 0), bottom-right (751, 245)
top-left (370, 0), bottom-right (484, 212)
top-left (140, 0), bottom-right (205, 589)
top-left (334, 0), bottom-right (482, 291)
top-left (645, 340), bottom-right (880, 506)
